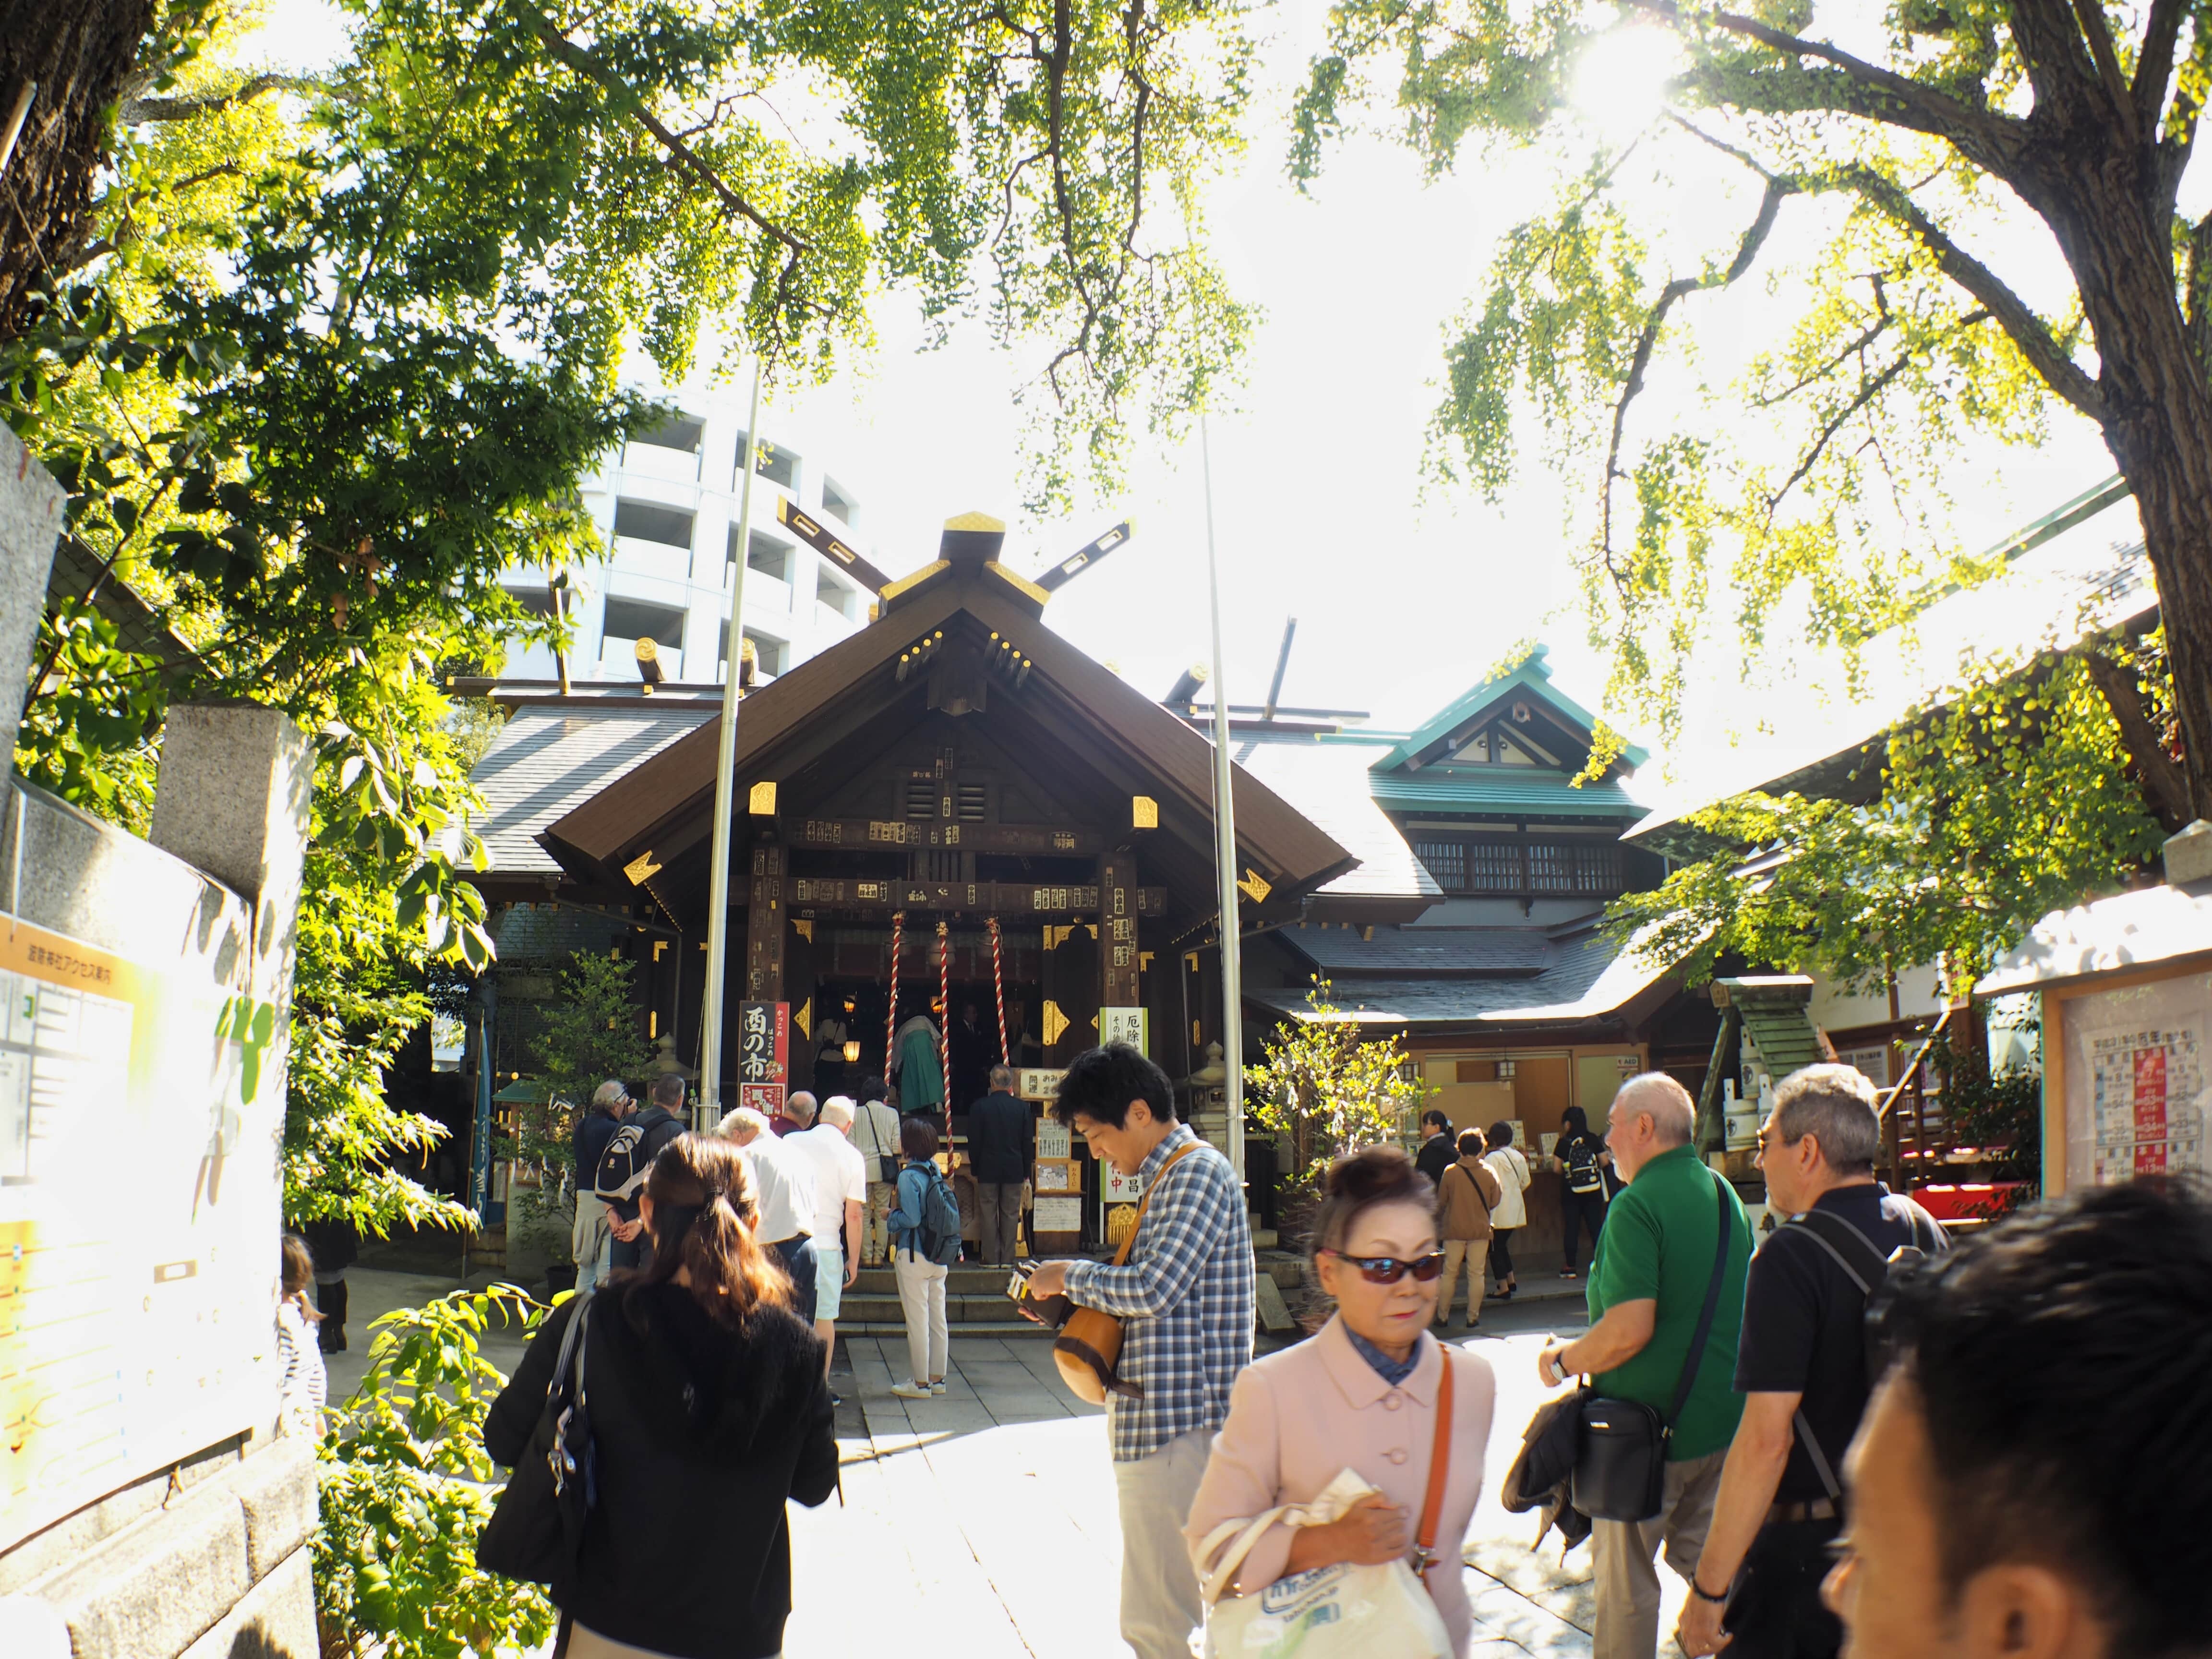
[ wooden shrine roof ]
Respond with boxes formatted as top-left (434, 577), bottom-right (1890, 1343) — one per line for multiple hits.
top-left (534, 557), bottom-right (1356, 922)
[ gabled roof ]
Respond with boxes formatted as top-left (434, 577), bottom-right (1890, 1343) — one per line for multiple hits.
top-left (470, 702), bottom-right (716, 878)
top-left (1230, 739), bottom-right (1441, 909)
top-left (1374, 646), bottom-right (1649, 774)
top-left (533, 556), bottom-right (1357, 916)
top-left (1369, 770), bottom-right (1641, 816)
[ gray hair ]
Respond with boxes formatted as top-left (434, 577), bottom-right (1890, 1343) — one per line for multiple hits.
top-left (1772, 1064), bottom-right (1882, 1176)
top-left (1614, 1072), bottom-right (1695, 1147)
top-left (719, 1106), bottom-right (772, 1142)
top-left (591, 1079), bottom-right (631, 1111)
top-left (820, 1096), bottom-right (855, 1130)
top-left (989, 1064), bottom-right (1015, 1090)
top-left (784, 1090), bottom-right (817, 1126)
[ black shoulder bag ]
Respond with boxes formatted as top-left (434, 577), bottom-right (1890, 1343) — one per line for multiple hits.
top-left (1573, 1172), bottom-right (1734, 1524)
top-left (479, 1292), bottom-right (597, 1585)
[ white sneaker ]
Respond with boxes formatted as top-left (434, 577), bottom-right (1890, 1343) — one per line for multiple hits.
top-left (929, 1380), bottom-right (948, 1395)
top-left (890, 1380), bottom-right (933, 1399)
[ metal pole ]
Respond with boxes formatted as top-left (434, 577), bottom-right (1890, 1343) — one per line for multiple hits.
top-left (697, 361), bottom-right (766, 1130)
top-left (1200, 411), bottom-right (1244, 1186)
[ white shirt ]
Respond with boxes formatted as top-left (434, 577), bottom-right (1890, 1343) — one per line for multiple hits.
top-left (1483, 1145), bottom-right (1532, 1229)
top-left (737, 1135), bottom-right (814, 1243)
top-left (781, 1123), bottom-right (867, 1250)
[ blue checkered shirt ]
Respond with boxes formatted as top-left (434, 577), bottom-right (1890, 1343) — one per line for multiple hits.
top-left (1064, 1125), bottom-right (1253, 1462)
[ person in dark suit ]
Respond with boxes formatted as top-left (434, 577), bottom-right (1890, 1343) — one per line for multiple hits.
top-left (965, 1066), bottom-right (1033, 1264)
top-left (1414, 1108), bottom-right (1456, 1188)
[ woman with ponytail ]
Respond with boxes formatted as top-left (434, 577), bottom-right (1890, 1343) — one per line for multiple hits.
top-left (487, 1134), bottom-right (837, 1659)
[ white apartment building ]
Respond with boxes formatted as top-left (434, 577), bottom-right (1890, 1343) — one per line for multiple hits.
top-left (498, 384), bottom-right (876, 686)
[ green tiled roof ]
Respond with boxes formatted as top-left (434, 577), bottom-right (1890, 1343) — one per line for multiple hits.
top-left (1374, 646), bottom-right (1649, 773)
top-left (1368, 770), bottom-right (1642, 816)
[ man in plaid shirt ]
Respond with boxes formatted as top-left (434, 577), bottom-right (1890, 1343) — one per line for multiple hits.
top-left (1025, 1043), bottom-right (1254, 1659)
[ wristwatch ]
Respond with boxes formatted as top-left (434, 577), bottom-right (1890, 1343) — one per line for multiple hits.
top-left (1689, 1578), bottom-right (1729, 1605)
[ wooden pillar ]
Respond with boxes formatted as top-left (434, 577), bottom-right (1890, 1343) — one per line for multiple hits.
top-left (1100, 853), bottom-right (1139, 1010)
top-left (745, 841), bottom-right (786, 1002)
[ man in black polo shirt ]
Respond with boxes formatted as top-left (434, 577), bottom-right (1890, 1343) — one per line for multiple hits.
top-left (1414, 1108), bottom-right (1455, 1187)
top-left (1677, 1064), bottom-right (1946, 1658)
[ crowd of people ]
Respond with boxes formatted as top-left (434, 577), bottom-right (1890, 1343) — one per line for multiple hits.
top-left (461, 1040), bottom-right (2211, 1659)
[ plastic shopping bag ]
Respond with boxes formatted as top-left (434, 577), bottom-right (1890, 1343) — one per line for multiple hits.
top-left (1197, 1467), bottom-right (1453, 1659)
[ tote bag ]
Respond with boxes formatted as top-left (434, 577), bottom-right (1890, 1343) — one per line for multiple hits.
top-left (478, 1293), bottom-right (595, 1585)
top-left (1197, 1354), bottom-right (1459, 1659)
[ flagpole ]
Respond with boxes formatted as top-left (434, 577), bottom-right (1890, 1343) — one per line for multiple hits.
top-left (697, 360), bottom-right (765, 1130)
top-left (1200, 410), bottom-right (1244, 1186)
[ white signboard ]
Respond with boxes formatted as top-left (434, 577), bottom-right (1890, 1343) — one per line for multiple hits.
top-left (1100, 1006), bottom-right (1148, 1053)
top-left (1103, 1162), bottom-right (1145, 1203)
top-left (1033, 1196), bottom-right (1082, 1232)
top-left (2062, 970), bottom-right (2212, 1187)
top-left (1037, 1121), bottom-right (1071, 1160)
top-left (1018, 1068), bottom-right (1067, 1102)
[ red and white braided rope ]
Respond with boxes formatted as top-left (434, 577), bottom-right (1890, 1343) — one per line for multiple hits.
top-left (936, 920), bottom-right (952, 1137)
top-left (987, 917), bottom-right (1009, 1070)
top-left (885, 910), bottom-right (903, 1088)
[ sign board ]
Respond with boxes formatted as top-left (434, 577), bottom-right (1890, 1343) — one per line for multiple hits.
top-left (1033, 1196), bottom-right (1082, 1233)
top-left (737, 1000), bottom-right (788, 1116)
top-left (1018, 1067), bottom-right (1066, 1102)
top-left (1100, 1006), bottom-right (1147, 1053)
top-left (1103, 1162), bottom-right (1145, 1203)
top-left (2061, 977), bottom-right (2209, 1183)
top-left (1033, 1160), bottom-right (1078, 1193)
top-left (1036, 1121), bottom-right (1072, 1161)
top-left (0, 918), bottom-right (283, 1553)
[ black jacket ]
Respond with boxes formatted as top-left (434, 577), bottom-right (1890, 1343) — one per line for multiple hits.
top-left (966, 1091), bottom-right (1033, 1184)
top-left (485, 1284), bottom-right (837, 1658)
top-left (1415, 1132), bottom-right (1456, 1188)
top-left (592, 1106), bottom-right (685, 1223)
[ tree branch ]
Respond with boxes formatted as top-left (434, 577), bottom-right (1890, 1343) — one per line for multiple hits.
top-left (1600, 174), bottom-right (1795, 582)
top-left (1635, 0), bottom-right (2027, 176)
top-left (120, 74), bottom-right (324, 124)
top-left (2065, 0), bottom-right (2139, 143)
top-left (2134, 0), bottom-right (2188, 133)
top-left (525, 12), bottom-right (809, 256)
top-left (2080, 641), bottom-right (2193, 830)
top-left (1828, 164), bottom-right (2107, 420)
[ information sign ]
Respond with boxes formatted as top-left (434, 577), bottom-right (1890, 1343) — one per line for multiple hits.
top-left (736, 1000), bottom-right (788, 1116)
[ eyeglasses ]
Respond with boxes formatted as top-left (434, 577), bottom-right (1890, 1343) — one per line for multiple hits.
top-left (1322, 1249), bottom-right (1447, 1285)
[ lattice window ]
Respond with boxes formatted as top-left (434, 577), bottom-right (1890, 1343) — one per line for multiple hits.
top-left (1414, 841), bottom-right (1464, 891)
top-left (1464, 842), bottom-right (1524, 892)
top-left (1527, 842), bottom-right (1574, 891)
top-left (903, 778), bottom-right (937, 820)
top-left (956, 781), bottom-right (988, 822)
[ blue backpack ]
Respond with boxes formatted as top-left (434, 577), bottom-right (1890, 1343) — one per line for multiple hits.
top-left (908, 1164), bottom-right (964, 1267)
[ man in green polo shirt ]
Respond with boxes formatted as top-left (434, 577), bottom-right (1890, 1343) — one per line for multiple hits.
top-left (1539, 1072), bottom-right (1752, 1659)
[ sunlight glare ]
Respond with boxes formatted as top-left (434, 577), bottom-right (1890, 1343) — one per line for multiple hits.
top-left (1573, 24), bottom-right (1683, 141)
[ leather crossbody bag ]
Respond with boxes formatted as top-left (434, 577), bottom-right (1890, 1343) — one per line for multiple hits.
top-left (1573, 1172), bottom-right (1734, 1523)
top-left (1055, 1143), bottom-right (1201, 1406)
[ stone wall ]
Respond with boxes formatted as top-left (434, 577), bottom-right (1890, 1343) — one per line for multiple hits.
top-left (0, 427), bottom-right (320, 1659)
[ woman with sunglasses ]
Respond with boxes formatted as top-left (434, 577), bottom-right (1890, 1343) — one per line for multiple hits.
top-left (1184, 1145), bottom-right (1498, 1654)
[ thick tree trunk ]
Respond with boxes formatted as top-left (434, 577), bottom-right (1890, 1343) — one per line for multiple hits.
top-left (2022, 134), bottom-right (2212, 827)
top-left (0, 0), bottom-right (157, 344)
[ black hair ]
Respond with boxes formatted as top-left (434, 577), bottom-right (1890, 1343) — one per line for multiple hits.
top-left (1881, 1178), bottom-right (2212, 1655)
top-left (1421, 1108), bottom-right (1450, 1131)
top-left (900, 1116), bottom-right (939, 1160)
top-left (1052, 1043), bottom-right (1176, 1130)
top-left (1310, 1145), bottom-right (1431, 1262)
top-left (1486, 1120), bottom-right (1515, 1149)
top-left (649, 1071), bottom-right (686, 1108)
top-left (1455, 1128), bottom-right (1485, 1157)
top-left (860, 1074), bottom-right (888, 1104)
top-left (1561, 1105), bottom-right (1589, 1135)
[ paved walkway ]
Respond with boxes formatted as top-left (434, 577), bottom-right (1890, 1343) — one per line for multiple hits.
top-left (329, 1268), bottom-right (1682, 1657)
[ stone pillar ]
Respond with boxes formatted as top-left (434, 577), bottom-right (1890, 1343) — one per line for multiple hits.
top-left (149, 705), bottom-right (314, 1004)
top-left (0, 422), bottom-right (66, 767)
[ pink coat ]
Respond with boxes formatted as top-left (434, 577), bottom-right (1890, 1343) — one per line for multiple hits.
top-left (1183, 1315), bottom-right (1498, 1655)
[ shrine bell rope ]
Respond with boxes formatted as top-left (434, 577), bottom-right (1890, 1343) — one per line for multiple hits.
top-left (885, 910), bottom-right (904, 1088)
top-left (986, 919), bottom-right (1009, 1070)
top-left (936, 921), bottom-right (953, 1138)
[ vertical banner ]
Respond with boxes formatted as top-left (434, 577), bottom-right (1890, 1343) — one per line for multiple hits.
top-left (736, 999), bottom-right (789, 1116)
top-left (1100, 1006), bottom-right (1149, 1054)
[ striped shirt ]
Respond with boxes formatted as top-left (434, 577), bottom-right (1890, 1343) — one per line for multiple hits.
top-left (1064, 1125), bottom-right (1253, 1462)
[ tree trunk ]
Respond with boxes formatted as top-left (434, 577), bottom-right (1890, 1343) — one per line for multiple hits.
top-left (2021, 132), bottom-right (2212, 827)
top-left (0, 0), bottom-right (157, 344)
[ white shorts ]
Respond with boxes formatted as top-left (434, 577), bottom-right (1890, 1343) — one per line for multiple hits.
top-left (814, 1244), bottom-right (843, 1320)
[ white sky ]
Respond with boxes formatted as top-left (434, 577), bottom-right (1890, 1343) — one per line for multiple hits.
top-left (240, 1), bottom-right (2120, 794)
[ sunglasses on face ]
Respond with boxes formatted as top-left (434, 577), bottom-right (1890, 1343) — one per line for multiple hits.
top-left (1323, 1249), bottom-right (1447, 1285)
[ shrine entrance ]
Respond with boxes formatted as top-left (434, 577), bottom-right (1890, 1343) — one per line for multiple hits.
top-left (534, 512), bottom-right (1358, 1248)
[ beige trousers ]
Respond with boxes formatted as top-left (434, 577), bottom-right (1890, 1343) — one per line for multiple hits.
top-left (1591, 1448), bottom-right (1728, 1659)
top-left (863, 1181), bottom-right (895, 1264)
top-left (1436, 1238), bottom-right (1488, 1323)
top-left (1111, 1427), bottom-right (1212, 1659)
top-left (893, 1250), bottom-right (949, 1384)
